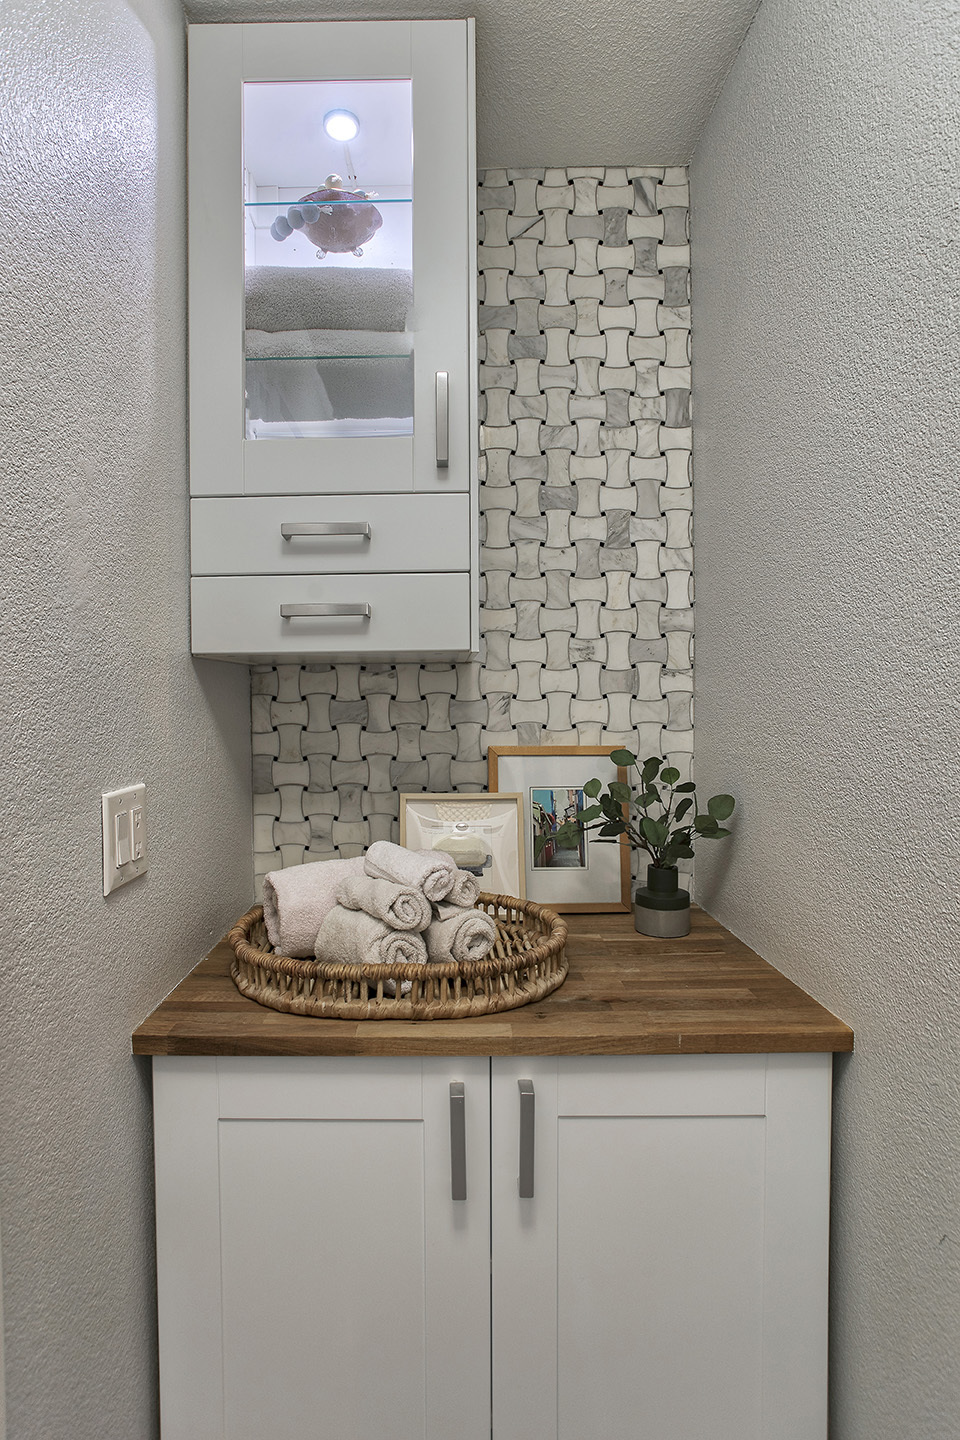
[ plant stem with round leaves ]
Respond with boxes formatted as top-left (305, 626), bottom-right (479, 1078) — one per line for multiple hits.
top-left (556, 751), bottom-right (736, 872)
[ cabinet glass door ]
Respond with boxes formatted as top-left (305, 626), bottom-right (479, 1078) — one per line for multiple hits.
top-left (188, 20), bottom-right (474, 499)
top-left (242, 79), bottom-right (414, 442)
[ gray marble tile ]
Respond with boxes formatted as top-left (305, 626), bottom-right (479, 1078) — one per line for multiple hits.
top-left (604, 390), bottom-right (631, 427)
top-left (509, 514), bottom-right (548, 542)
top-left (479, 304), bottom-right (517, 331)
top-left (508, 332), bottom-right (547, 360)
top-left (572, 175), bottom-right (600, 212)
top-left (477, 183), bottom-right (513, 208)
top-left (661, 207), bottom-right (689, 246)
top-left (662, 267), bottom-right (690, 306)
top-left (631, 176), bottom-right (658, 214)
top-left (632, 236), bottom-right (659, 275)
top-left (603, 208), bottom-right (628, 246)
top-left (665, 389), bottom-right (691, 427)
top-left (566, 214), bottom-right (604, 239)
top-left (508, 272), bottom-right (546, 301)
top-left (509, 451), bottom-right (548, 482)
top-left (540, 302), bottom-right (578, 330)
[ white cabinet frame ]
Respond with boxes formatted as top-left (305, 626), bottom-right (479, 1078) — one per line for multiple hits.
top-left (186, 20), bottom-right (479, 660)
top-left (153, 1053), bottom-right (831, 1439)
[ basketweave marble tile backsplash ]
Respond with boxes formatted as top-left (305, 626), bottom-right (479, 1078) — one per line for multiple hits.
top-left (251, 166), bottom-right (693, 895)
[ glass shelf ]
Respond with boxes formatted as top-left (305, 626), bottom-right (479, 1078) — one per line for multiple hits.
top-left (245, 198), bottom-right (412, 207)
top-left (245, 351), bottom-right (414, 439)
top-left (246, 353), bottom-right (410, 362)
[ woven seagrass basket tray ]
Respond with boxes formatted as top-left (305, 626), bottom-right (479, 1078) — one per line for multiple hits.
top-left (228, 892), bottom-right (568, 1021)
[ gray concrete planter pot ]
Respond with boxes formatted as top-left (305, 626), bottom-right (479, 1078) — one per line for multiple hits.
top-left (633, 864), bottom-right (690, 938)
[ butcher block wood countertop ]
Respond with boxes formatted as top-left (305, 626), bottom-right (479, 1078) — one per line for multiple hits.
top-left (133, 908), bottom-right (853, 1057)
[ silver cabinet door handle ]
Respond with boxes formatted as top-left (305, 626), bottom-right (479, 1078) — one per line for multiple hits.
top-left (281, 522), bottom-right (371, 539)
top-left (279, 603), bottom-right (371, 619)
top-left (435, 370), bottom-right (449, 469)
top-left (450, 1081), bottom-right (467, 1201)
top-left (518, 1078), bottom-right (535, 1199)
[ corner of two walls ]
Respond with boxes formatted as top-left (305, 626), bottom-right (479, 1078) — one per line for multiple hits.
top-left (251, 166), bottom-right (693, 895)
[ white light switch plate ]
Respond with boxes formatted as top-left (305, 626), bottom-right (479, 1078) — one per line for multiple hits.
top-left (102, 784), bottom-right (147, 895)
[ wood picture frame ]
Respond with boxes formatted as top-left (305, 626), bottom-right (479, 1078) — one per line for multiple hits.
top-left (487, 746), bottom-right (631, 913)
top-left (399, 792), bottom-right (525, 899)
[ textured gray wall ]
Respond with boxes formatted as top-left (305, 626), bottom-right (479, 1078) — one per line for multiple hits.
top-left (183, 0), bottom-right (760, 168)
top-left (251, 168), bottom-right (694, 896)
top-left (690, 1), bottom-right (960, 1435)
top-left (0, 0), bottom-right (253, 1435)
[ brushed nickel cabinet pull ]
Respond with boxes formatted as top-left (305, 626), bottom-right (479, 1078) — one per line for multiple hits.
top-left (450, 1081), bottom-right (467, 1201)
top-left (281, 522), bottom-right (371, 539)
top-left (279, 603), bottom-right (371, 619)
top-left (435, 370), bottom-right (449, 469)
top-left (518, 1078), bottom-right (535, 1199)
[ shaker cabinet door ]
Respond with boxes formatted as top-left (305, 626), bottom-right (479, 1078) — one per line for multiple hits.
top-left (490, 1054), bottom-right (832, 1440)
top-left (154, 1056), bottom-right (491, 1440)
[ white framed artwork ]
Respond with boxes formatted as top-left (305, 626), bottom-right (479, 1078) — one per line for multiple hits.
top-left (487, 746), bottom-right (631, 913)
top-left (399, 793), bottom-right (525, 899)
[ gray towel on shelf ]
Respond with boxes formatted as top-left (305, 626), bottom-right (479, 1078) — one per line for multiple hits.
top-left (262, 856), bottom-right (366, 957)
top-left (244, 342), bottom-right (413, 427)
top-left (337, 874), bottom-right (431, 933)
top-left (245, 328), bottom-right (414, 359)
top-left (315, 904), bottom-right (428, 968)
top-left (364, 841), bottom-right (458, 904)
top-left (244, 266), bottom-right (413, 333)
top-left (425, 902), bottom-right (498, 964)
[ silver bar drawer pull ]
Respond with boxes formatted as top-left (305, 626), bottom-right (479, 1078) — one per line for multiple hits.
top-left (281, 522), bottom-right (371, 540)
top-left (435, 370), bottom-right (449, 469)
top-left (450, 1081), bottom-right (467, 1202)
top-left (279, 603), bottom-right (371, 619)
top-left (518, 1078), bottom-right (535, 1199)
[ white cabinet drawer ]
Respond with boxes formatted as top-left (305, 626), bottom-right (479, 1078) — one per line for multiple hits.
top-left (191, 494), bottom-right (471, 575)
top-left (191, 572), bottom-right (473, 660)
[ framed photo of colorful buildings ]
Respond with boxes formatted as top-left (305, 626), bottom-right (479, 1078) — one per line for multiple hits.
top-left (486, 746), bottom-right (631, 913)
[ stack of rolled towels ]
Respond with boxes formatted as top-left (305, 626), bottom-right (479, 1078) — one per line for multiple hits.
top-left (261, 841), bottom-right (498, 977)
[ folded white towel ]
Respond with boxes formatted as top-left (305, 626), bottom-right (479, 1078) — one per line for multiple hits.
top-left (315, 904), bottom-right (429, 969)
top-left (337, 874), bottom-right (431, 932)
top-left (262, 856), bottom-right (365, 957)
top-left (445, 868), bottom-right (480, 907)
top-left (364, 840), bottom-right (457, 903)
top-left (425, 902), bottom-right (498, 964)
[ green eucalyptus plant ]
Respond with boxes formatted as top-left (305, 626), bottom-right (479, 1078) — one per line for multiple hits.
top-left (557, 751), bottom-right (736, 871)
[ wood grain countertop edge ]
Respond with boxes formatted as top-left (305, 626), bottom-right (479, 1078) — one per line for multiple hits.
top-left (132, 908), bottom-right (854, 1058)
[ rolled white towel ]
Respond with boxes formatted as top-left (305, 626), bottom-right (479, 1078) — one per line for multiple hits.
top-left (425, 902), bottom-right (498, 964)
top-left (262, 856), bottom-right (365, 957)
top-left (445, 868), bottom-right (480, 907)
top-left (337, 874), bottom-right (431, 932)
top-left (364, 840), bottom-right (457, 903)
top-left (315, 904), bottom-right (428, 969)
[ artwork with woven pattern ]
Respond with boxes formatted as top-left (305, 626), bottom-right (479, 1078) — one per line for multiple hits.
top-left (252, 166), bottom-right (693, 895)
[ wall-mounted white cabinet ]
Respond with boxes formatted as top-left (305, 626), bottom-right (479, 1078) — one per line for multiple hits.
top-left (154, 1053), bottom-right (831, 1439)
top-left (187, 21), bottom-right (478, 662)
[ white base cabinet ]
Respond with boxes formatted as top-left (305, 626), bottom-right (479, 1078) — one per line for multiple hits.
top-left (153, 1053), bottom-right (832, 1439)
